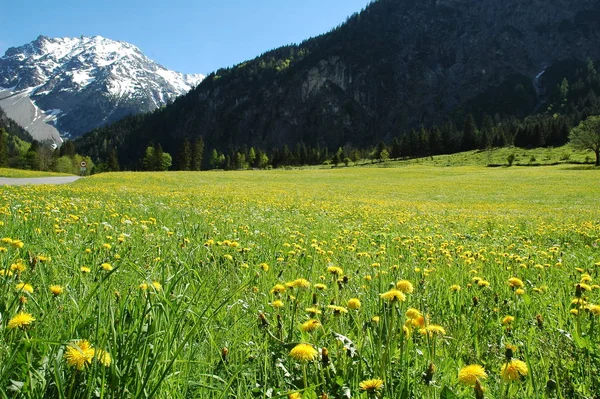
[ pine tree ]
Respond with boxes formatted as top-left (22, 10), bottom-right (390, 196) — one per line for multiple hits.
top-left (462, 114), bottom-right (479, 151)
top-left (192, 137), bottom-right (204, 170)
top-left (178, 139), bottom-right (192, 171)
top-left (153, 144), bottom-right (164, 171)
top-left (0, 128), bottom-right (8, 167)
top-left (107, 148), bottom-right (120, 171)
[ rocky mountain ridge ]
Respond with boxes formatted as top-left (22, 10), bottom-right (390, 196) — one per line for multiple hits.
top-left (0, 35), bottom-right (204, 142)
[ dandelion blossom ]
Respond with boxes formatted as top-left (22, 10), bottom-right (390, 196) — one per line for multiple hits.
top-left (289, 343), bottom-right (318, 362)
top-left (348, 298), bottom-right (361, 310)
top-left (327, 305), bottom-right (348, 315)
top-left (301, 319), bottom-right (322, 332)
top-left (405, 308), bottom-right (422, 320)
top-left (95, 349), bottom-right (112, 367)
top-left (271, 300), bottom-right (284, 308)
top-left (500, 359), bottom-right (528, 382)
top-left (508, 278), bottom-right (524, 289)
top-left (101, 263), bottom-right (113, 271)
top-left (396, 280), bottom-right (414, 293)
top-left (15, 282), bottom-right (33, 293)
top-left (359, 378), bottom-right (384, 393)
top-left (270, 284), bottom-right (286, 294)
top-left (50, 285), bottom-right (64, 296)
top-left (458, 365), bottom-right (488, 386)
top-left (450, 284), bottom-right (461, 292)
top-left (379, 289), bottom-right (406, 303)
top-left (7, 312), bottom-right (35, 329)
top-left (502, 316), bottom-right (515, 325)
top-left (64, 340), bottom-right (95, 370)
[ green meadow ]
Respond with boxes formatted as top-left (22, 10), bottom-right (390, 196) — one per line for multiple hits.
top-left (1, 164), bottom-right (599, 398)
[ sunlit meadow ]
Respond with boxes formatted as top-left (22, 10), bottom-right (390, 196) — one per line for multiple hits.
top-left (1, 165), bottom-right (599, 399)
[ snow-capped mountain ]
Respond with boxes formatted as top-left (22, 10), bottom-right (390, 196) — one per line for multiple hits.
top-left (0, 35), bottom-right (204, 142)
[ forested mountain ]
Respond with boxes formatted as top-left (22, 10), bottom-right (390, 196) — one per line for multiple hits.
top-left (75, 0), bottom-right (600, 170)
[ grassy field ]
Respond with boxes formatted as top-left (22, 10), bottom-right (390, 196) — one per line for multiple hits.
top-left (0, 168), bottom-right (73, 178)
top-left (1, 165), bottom-right (599, 399)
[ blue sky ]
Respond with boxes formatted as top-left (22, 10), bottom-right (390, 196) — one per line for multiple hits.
top-left (1, 0), bottom-right (373, 75)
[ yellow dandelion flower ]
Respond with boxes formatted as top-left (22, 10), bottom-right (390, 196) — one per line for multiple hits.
top-left (500, 359), bottom-right (528, 382)
top-left (405, 308), bottom-right (422, 320)
top-left (478, 280), bottom-right (490, 288)
top-left (587, 304), bottom-right (600, 315)
top-left (515, 288), bottom-right (525, 295)
top-left (301, 319), bottom-right (322, 332)
top-left (224, 254), bottom-right (233, 261)
top-left (259, 263), bottom-right (269, 271)
top-left (95, 349), bottom-right (112, 367)
top-left (272, 300), bottom-right (284, 308)
top-left (102, 243), bottom-right (112, 250)
top-left (101, 263), bottom-right (113, 271)
top-left (305, 306), bottom-right (321, 315)
top-left (570, 308), bottom-right (579, 315)
top-left (15, 282), bottom-right (33, 293)
top-left (411, 315), bottom-right (426, 328)
top-left (359, 378), bottom-right (384, 393)
top-left (578, 283), bottom-right (592, 292)
top-left (327, 266), bottom-right (344, 275)
top-left (327, 305), bottom-right (348, 315)
top-left (289, 343), bottom-right (318, 362)
top-left (50, 285), bottom-right (64, 296)
top-left (140, 283), bottom-right (148, 290)
top-left (371, 315), bottom-right (381, 323)
top-left (151, 281), bottom-right (162, 291)
top-left (425, 324), bottom-right (446, 336)
top-left (80, 266), bottom-right (91, 273)
top-left (0, 269), bottom-right (13, 277)
top-left (458, 364), bottom-right (488, 386)
top-left (380, 289), bottom-right (406, 303)
top-left (64, 340), bottom-right (95, 370)
top-left (270, 284), bottom-right (286, 294)
top-left (502, 316), bottom-right (515, 325)
top-left (288, 393), bottom-right (302, 399)
top-left (291, 278), bottom-right (311, 289)
top-left (7, 312), bottom-right (35, 329)
top-left (348, 298), bottom-right (361, 310)
top-left (10, 261), bottom-right (26, 273)
top-left (450, 284), bottom-right (461, 291)
top-left (314, 283), bottom-right (327, 290)
top-left (396, 280), bottom-right (414, 293)
top-left (11, 240), bottom-right (24, 249)
top-left (508, 278), bottom-right (524, 289)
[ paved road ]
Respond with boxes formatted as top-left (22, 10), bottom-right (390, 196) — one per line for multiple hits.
top-left (0, 176), bottom-right (82, 186)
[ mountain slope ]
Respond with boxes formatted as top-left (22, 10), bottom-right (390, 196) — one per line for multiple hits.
top-left (76, 0), bottom-right (600, 167)
top-left (0, 35), bottom-right (204, 141)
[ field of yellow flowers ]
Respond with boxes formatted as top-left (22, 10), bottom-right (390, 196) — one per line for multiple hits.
top-left (1, 165), bottom-right (599, 399)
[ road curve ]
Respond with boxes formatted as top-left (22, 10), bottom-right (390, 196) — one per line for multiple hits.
top-left (0, 176), bottom-right (82, 186)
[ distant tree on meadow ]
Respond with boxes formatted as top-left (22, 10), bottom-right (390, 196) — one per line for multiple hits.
top-left (569, 115), bottom-right (600, 166)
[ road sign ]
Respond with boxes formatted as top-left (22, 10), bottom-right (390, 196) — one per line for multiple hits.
top-left (80, 161), bottom-right (87, 168)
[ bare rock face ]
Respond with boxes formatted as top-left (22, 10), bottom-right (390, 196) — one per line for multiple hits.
top-left (0, 35), bottom-right (204, 142)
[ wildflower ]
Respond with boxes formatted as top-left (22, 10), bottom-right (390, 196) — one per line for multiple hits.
top-left (305, 306), bottom-right (322, 315)
top-left (396, 280), bottom-right (414, 293)
top-left (458, 365), bottom-right (488, 386)
top-left (290, 278), bottom-right (311, 289)
top-left (11, 240), bottom-right (24, 249)
top-left (270, 284), bottom-right (286, 294)
top-left (314, 283), bottom-right (327, 290)
top-left (224, 254), bottom-right (233, 261)
top-left (327, 305), bottom-right (348, 315)
top-left (515, 288), bottom-right (525, 295)
top-left (379, 289), bottom-right (406, 303)
top-left (101, 263), bottom-right (113, 271)
top-left (7, 312), bottom-right (35, 329)
top-left (450, 284), bottom-right (461, 291)
top-left (0, 269), bottom-right (13, 277)
top-left (259, 263), bottom-right (269, 271)
top-left (348, 298), bottom-right (361, 310)
top-left (500, 359), bottom-right (528, 382)
top-left (587, 304), bottom-right (600, 315)
top-left (95, 349), bottom-right (112, 367)
top-left (50, 285), bottom-right (64, 296)
top-left (301, 319), bottom-right (322, 332)
top-left (102, 243), bottom-right (111, 250)
top-left (289, 343), bottom-right (318, 362)
top-left (151, 281), bottom-right (162, 291)
top-left (272, 300), bottom-right (284, 308)
top-left (508, 278), bottom-right (524, 289)
top-left (15, 282), bottom-right (33, 293)
top-left (477, 280), bottom-right (490, 288)
top-left (288, 393), bottom-right (302, 399)
top-left (64, 340), bottom-right (95, 370)
top-left (327, 266), bottom-right (343, 276)
top-left (10, 261), bottom-right (26, 273)
top-left (371, 315), bottom-right (380, 323)
top-left (80, 266), bottom-right (91, 273)
top-left (424, 324), bottom-right (446, 336)
top-left (359, 378), bottom-right (384, 393)
top-left (405, 308), bottom-right (422, 320)
top-left (502, 316), bottom-right (515, 325)
top-left (578, 283), bottom-right (592, 292)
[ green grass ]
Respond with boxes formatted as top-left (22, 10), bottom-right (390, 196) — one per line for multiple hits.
top-left (0, 165), bottom-right (599, 398)
top-left (0, 168), bottom-right (73, 178)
